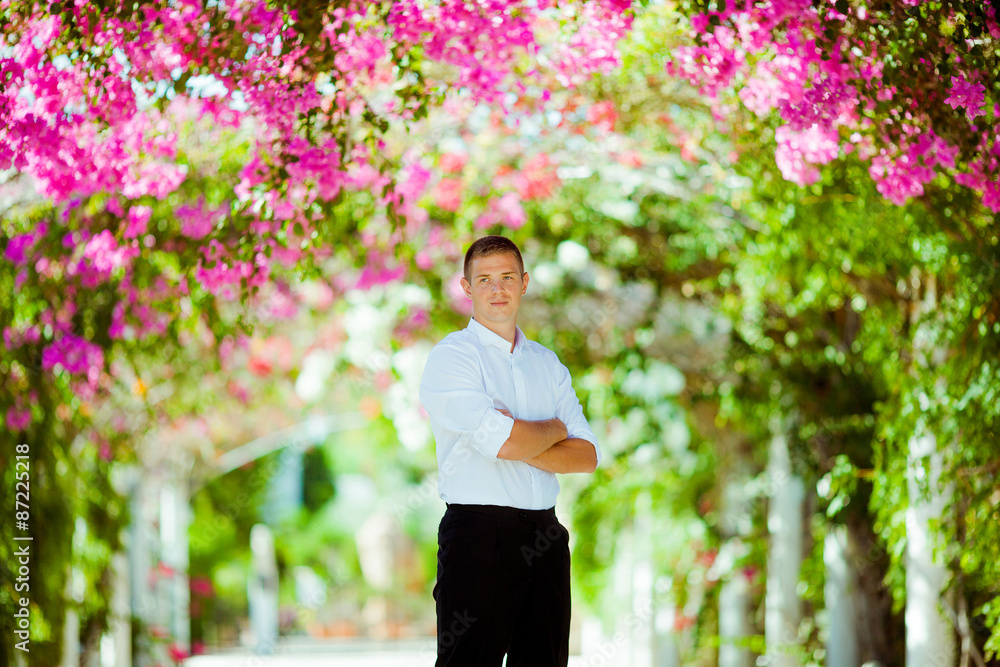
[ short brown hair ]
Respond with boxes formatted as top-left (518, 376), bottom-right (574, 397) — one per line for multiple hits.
top-left (463, 236), bottom-right (525, 282)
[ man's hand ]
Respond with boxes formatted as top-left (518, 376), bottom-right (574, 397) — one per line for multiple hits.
top-left (495, 409), bottom-right (568, 462)
top-left (497, 409), bottom-right (597, 474)
top-left (524, 438), bottom-right (598, 474)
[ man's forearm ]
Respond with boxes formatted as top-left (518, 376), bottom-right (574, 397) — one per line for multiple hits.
top-left (524, 438), bottom-right (598, 474)
top-left (496, 416), bottom-right (567, 461)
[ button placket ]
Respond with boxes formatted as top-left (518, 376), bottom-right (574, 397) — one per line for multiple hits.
top-left (511, 356), bottom-right (528, 418)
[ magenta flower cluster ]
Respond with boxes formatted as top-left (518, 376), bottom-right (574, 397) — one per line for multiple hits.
top-left (664, 0), bottom-right (999, 210)
top-left (2, 0), bottom-right (635, 432)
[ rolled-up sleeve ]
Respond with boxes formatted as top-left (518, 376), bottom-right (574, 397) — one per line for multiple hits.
top-left (552, 358), bottom-right (602, 468)
top-left (419, 342), bottom-right (515, 461)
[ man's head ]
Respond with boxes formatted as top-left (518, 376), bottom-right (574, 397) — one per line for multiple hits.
top-left (461, 236), bottom-right (528, 340)
top-left (463, 235), bottom-right (524, 283)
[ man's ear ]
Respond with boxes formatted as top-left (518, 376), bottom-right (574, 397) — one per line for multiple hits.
top-left (460, 276), bottom-right (472, 299)
top-left (521, 272), bottom-right (529, 295)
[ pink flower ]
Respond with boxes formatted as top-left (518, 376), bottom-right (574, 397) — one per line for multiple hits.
top-left (439, 153), bottom-right (468, 174)
top-left (944, 76), bottom-right (987, 121)
top-left (41, 333), bottom-right (104, 380)
top-left (983, 179), bottom-right (1000, 213)
top-left (475, 192), bottom-right (527, 230)
top-left (189, 576), bottom-right (215, 597)
top-left (957, 158), bottom-right (1000, 213)
top-left (773, 124), bottom-right (840, 186)
top-left (868, 129), bottom-right (958, 206)
top-left (167, 643), bottom-right (189, 663)
top-left (388, 0), bottom-right (540, 103)
top-left (3, 325), bottom-right (41, 349)
top-left (83, 230), bottom-right (130, 275)
top-left (5, 234), bottom-right (37, 265)
top-left (665, 25), bottom-right (744, 98)
top-left (4, 223), bottom-right (47, 265)
top-left (6, 406), bottom-right (32, 431)
top-left (124, 206), bottom-right (152, 239)
top-left (586, 101), bottom-right (619, 132)
top-left (434, 178), bottom-right (464, 212)
top-left (447, 272), bottom-right (473, 315)
top-left (515, 153), bottom-right (561, 201)
top-left (177, 201), bottom-right (223, 240)
top-left (355, 264), bottom-right (406, 289)
top-left (415, 250), bottom-right (434, 270)
top-left (550, 1), bottom-right (631, 87)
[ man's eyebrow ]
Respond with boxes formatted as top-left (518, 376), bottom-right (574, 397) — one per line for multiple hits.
top-left (474, 271), bottom-right (519, 278)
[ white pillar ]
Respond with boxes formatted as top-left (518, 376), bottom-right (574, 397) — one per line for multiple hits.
top-left (633, 493), bottom-right (654, 667)
top-left (824, 526), bottom-right (857, 667)
top-left (248, 524), bottom-right (279, 654)
top-left (719, 457), bottom-right (753, 667)
top-left (160, 482), bottom-right (190, 652)
top-left (608, 523), bottom-right (635, 666)
top-left (906, 432), bottom-right (955, 667)
top-left (719, 564), bottom-right (752, 667)
top-left (653, 606), bottom-right (681, 667)
top-left (61, 563), bottom-right (80, 667)
top-left (128, 476), bottom-right (154, 666)
top-left (109, 551), bottom-right (131, 667)
top-left (765, 428), bottom-right (804, 667)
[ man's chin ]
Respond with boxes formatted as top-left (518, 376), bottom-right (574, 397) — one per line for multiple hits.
top-left (475, 309), bottom-right (515, 323)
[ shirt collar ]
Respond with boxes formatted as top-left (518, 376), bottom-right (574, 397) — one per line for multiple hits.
top-left (468, 317), bottom-right (524, 355)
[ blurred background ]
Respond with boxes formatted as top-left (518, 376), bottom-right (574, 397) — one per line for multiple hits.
top-left (2, 1), bottom-right (999, 666)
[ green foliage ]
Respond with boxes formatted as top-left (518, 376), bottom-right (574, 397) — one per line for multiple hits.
top-left (3, 0), bottom-right (999, 662)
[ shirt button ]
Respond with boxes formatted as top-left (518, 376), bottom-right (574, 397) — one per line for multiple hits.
top-left (518, 511), bottom-right (527, 519)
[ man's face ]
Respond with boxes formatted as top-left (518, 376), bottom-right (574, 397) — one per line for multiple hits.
top-left (461, 252), bottom-right (528, 328)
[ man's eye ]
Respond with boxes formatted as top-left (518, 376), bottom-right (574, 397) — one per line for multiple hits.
top-left (504, 276), bottom-right (513, 280)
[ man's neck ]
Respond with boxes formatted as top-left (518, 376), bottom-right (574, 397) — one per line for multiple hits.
top-left (474, 317), bottom-right (517, 350)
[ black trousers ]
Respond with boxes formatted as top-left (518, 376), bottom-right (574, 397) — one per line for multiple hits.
top-left (434, 503), bottom-right (572, 667)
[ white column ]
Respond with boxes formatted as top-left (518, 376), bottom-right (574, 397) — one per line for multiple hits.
top-left (653, 606), bottom-right (681, 667)
top-left (248, 524), bottom-right (279, 654)
top-left (765, 428), bottom-right (804, 667)
top-left (110, 551), bottom-right (131, 667)
top-left (605, 523), bottom-right (635, 666)
top-left (160, 482), bottom-right (190, 652)
top-left (824, 526), bottom-right (857, 667)
top-left (904, 271), bottom-right (956, 667)
top-left (906, 432), bottom-right (955, 667)
top-left (719, 457), bottom-right (753, 667)
top-left (128, 476), bottom-right (154, 666)
top-left (719, 563), bottom-right (752, 667)
top-left (632, 493), bottom-right (654, 667)
top-left (61, 562), bottom-right (80, 667)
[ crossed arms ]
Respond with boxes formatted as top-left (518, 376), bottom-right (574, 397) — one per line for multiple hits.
top-left (495, 409), bottom-right (598, 474)
top-left (418, 343), bottom-right (599, 474)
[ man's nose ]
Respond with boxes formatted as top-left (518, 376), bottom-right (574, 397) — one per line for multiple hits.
top-left (491, 281), bottom-right (505, 293)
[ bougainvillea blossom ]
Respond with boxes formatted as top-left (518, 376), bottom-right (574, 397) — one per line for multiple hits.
top-left (664, 1), bottom-right (999, 210)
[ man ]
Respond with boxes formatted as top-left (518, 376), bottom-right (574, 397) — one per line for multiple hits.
top-left (419, 235), bottom-right (601, 667)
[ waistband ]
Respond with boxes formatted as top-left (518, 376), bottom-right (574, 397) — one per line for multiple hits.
top-left (446, 503), bottom-right (557, 522)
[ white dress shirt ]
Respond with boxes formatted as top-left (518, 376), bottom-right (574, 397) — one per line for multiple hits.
top-left (419, 317), bottom-right (601, 510)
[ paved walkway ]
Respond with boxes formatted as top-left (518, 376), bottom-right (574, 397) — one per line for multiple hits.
top-left (186, 652), bottom-right (436, 667)
top-left (184, 639), bottom-right (591, 666)
top-left (184, 638), bottom-right (434, 667)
